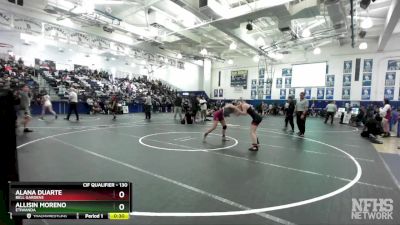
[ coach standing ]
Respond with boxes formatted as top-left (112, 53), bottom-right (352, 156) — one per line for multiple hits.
top-left (65, 88), bottom-right (79, 121)
top-left (295, 92), bottom-right (309, 137)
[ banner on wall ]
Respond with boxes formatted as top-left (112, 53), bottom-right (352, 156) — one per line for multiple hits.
top-left (288, 88), bottom-right (295, 97)
top-left (279, 89), bottom-right (286, 100)
top-left (343, 60), bottom-right (352, 73)
top-left (257, 89), bottom-right (264, 99)
top-left (362, 73), bottom-right (372, 86)
top-left (342, 87), bottom-right (351, 100)
top-left (276, 78), bottom-right (282, 88)
top-left (317, 88), bottom-right (325, 100)
top-left (384, 87), bottom-right (394, 100)
top-left (251, 79), bottom-right (257, 89)
top-left (44, 23), bottom-right (68, 40)
top-left (387, 59), bottom-right (400, 71)
top-left (266, 78), bottom-right (273, 87)
top-left (361, 87), bottom-right (371, 100)
top-left (304, 88), bottom-right (311, 99)
top-left (385, 72), bottom-right (395, 86)
top-left (343, 74), bottom-right (352, 86)
top-left (214, 89), bottom-right (218, 97)
top-left (219, 89), bottom-right (223, 97)
top-left (326, 88), bottom-right (334, 100)
top-left (265, 87), bottom-right (271, 100)
top-left (231, 70), bottom-right (248, 89)
top-left (285, 77), bottom-right (291, 88)
top-left (258, 68), bottom-right (265, 79)
top-left (13, 17), bottom-right (42, 34)
top-left (363, 59), bottom-right (373, 72)
top-left (251, 90), bottom-right (256, 99)
top-left (70, 32), bottom-right (90, 46)
top-left (91, 37), bottom-right (110, 49)
top-left (0, 10), bottom-right (11, 26)
top-left (257, 79), bottom-right (264, 100)
top-left (326, 75), bottom-right (335, 87)
top-left (282, 68), bottom-right (292, 76)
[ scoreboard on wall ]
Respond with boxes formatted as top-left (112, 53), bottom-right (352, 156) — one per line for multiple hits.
top-left (231, 70), bottom-right (248, 89)
top-left (8, 182), bottom-right (132, 220)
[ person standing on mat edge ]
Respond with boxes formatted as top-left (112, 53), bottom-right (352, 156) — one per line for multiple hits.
top-left (324, 100), bottom-right (337, 125)
top-left (144, 92), bottom-right (152, 120)
top-left (380, 98), bottom-right (391, 137)
top-left (283, 96), bottom-right (295, 133)
top-left (110, 94), bottom-right (118, 120)
top-left (18, 84), bottom-right (33, 132)
top-left (65, 88), bottom-right (79, 121)
top-left (199, 96), bottom-right (207, 122)
top-left (173, 93), bottom-right (182, 121)
top-left (295, 92), bottom-right (309, 137)
top-left (236, 100), bottom-right (263, 151)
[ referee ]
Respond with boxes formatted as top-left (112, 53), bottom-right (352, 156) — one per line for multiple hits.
top-left (295, 92), bottom-right (309, 137)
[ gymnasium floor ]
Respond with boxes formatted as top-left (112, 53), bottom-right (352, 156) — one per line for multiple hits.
top-left (17, 113), bottom-right (400, 225)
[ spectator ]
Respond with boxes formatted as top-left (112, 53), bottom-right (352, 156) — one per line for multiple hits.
top-left (324, 101), bottom-right (337, 125)
top-left (379, 99), bottom-right (391, 137)
top-left (199, 96), bottom-right (207, 122)
top-left (145, 92), bottom-right (152, 120)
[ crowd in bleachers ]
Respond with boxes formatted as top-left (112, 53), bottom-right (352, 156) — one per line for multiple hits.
top-left (42, 68), bottom-right (178, 107)
top-left (0, 57), bottom-right (40, 98)
top-left (1, 55), bottom-right (181, 115)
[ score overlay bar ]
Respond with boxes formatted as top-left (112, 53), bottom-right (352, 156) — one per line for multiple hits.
top-left (8, 182), bottom-right (131, 220)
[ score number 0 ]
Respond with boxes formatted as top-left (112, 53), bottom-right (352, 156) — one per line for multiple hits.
top-left (118, 190), bottom-right (127, 211)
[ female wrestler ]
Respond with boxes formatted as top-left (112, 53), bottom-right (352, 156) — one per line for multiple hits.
top-left (203, 103), bottom-right (240, 142)
top-left (236, 100), bottom-right (263, 151)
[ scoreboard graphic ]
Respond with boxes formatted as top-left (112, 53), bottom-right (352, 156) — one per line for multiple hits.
top-left (8, 182), bottom-right (132, 220)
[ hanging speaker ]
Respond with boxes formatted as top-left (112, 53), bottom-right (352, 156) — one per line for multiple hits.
top-left (218, 71), bottom-right (221, 87)
top-left (17, 0), bottom-right (23, 6)
top-left (355, 58), bottom-right (361, 81)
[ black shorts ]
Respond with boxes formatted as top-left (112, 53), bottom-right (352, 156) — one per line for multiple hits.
top-left (251, 115), bottom-right (263, 126)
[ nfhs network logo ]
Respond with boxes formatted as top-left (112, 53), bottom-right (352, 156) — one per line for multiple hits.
top-left (351, 198), bottom-right (393, 220)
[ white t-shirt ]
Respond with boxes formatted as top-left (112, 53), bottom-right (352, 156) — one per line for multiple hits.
top-left (43, 95), bottom-right (51, 106)
top-left (69, 91), bottom-right (78, 103)
top-left (379, 104), bottom-right (391, 118)
top-left (199, 99), bottom-right (207, 110)
top-left (326, 103), bottom-right (337, 112)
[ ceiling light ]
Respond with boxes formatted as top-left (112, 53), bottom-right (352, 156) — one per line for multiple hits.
top-left (200, 48), bottom-right (208, 55)
top-left (360, 17), bottom-right (373, 29)
top-left (275, 53), bottom-right (283, 59)
top-left (313, 47), bottom-right (321, 55)
top-left (256, 37), bottom-right (265, 46)
top-left (111, 57), bottom-right (116, 61)
top-left (8, 51), bottom-right (14, 56)
top-left (253, 55), bottom-right (260, 62)
top-left (68, 48), bottom-right (73, 52)
top-left (141, 60), bottom-right (146, 64)
top-left (301, 29), bottom-right (311, 38)
top-left (227, 59), bottom-right (233, 65)
top-left (131, 63), bottom-right (136, 67)
top-left (359, 42), bottom-right (368, 50)
top-left (360, 0), bottom-right (371, 9)
top-left (164, 58), bottom-right (169, 63)
top-left (177, 53), bottom-right (182, 59)
top-left (229, 42), bottom-right (237, 50)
